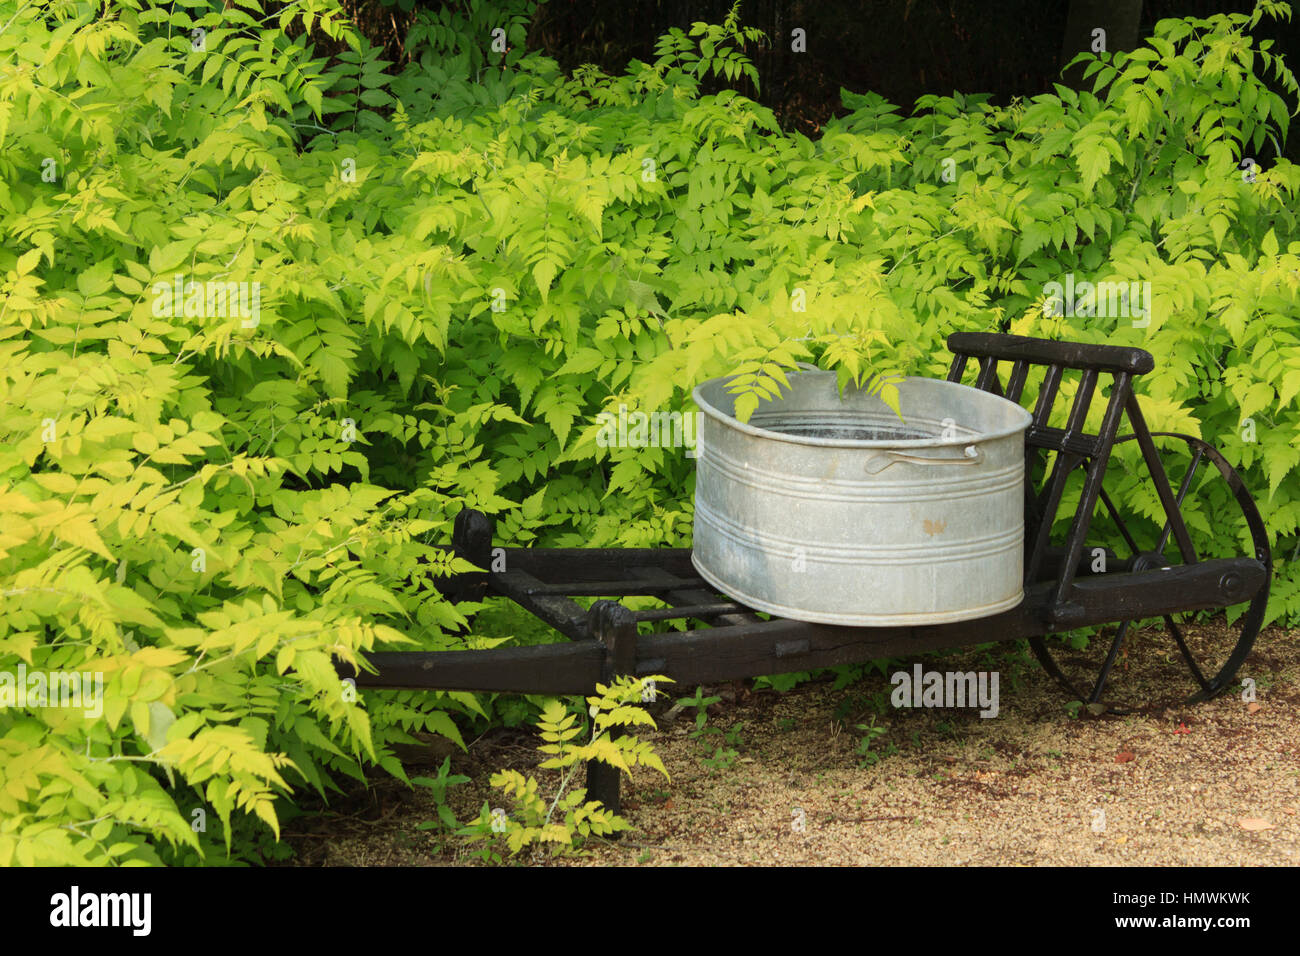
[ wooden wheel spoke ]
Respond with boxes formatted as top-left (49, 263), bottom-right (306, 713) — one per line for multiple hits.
top-left (1088, 620), bottom-right (1130, 704)
top-left (1071, 456), bottom-right (1140, 566)
top-left (1163, 614), bottom-right (1212, 692)
top-left (1033, 434), bottom-right (1268, 711)
top-left (1156, 446), bottom-right (1204, 557)
top-left (1028, 637), bottom-right (1089, 703)
top-left (1097, 486), bottom-right (1141, 563)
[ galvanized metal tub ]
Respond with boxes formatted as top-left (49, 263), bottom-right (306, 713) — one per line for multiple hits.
top-left (691, 370), bottom-right (1033, 626)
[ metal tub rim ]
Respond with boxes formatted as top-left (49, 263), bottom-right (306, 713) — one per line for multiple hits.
top-left (692, 373), bottom-right (1032, 449)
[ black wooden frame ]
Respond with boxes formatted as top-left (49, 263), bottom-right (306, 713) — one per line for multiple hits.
top-left (338, 333), bottom-right (1269, 812)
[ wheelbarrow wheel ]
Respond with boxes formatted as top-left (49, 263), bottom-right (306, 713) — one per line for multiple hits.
top-left (1029, 433), bottom-right (1271, 714)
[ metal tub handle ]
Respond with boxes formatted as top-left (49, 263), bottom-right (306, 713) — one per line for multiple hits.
top-left (863, 445), bottom-right (981, 474)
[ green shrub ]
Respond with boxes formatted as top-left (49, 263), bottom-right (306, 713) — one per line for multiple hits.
top-left (462, 676), bottom-right (669, 860)
top-left (1, 0), bottom-right (1298, 864)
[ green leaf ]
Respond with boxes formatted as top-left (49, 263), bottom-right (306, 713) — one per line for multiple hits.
top-left (533, 259), bottom-right (558, 301)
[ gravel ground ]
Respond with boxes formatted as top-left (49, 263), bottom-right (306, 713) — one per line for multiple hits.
top-left (283, 622), bottom-right (1300, 866)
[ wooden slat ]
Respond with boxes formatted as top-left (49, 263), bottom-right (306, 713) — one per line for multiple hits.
top-left (1023, 449), bottom-right (1084, 586)
top-left (524, 577), bottom-right (710, 597)
top-left (635, 558), bottom-right (1266, 685)
top-left (1024, 424), bottom-right (1102, 456)
top-left (1050, 372), bottom-right (1132, 606)
top-left (491, 569), bottom-right (591, 640)
top-left (948, 332), bottom-right (1154, 375)
top-left (1031, 364), bottom-right (1063, 427)
top-left (1047, 557), bottom-right (1266, 629)
top-left (498, 547), bottom-right (696, 583)
top-left (343, 558), bottom-right (1265, 694)
top-left (633, 603), bottom-right (745, 622)
top-left (628, 566), bottom-right (764, 627)
top-left (974, 356), bottom-right (1003, 393)
top-left (1005, 359), bottom-right (1030, 403)
top-left (344, 642), bottom-right (603, 694)
top-left (633, 609), bottom-right (1027, 686)
top-left (588, 602), bottom-right (637, 813)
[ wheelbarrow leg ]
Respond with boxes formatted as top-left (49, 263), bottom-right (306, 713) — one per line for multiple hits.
top-left (440, 509), bottom-right (494, 632)
top-left (586, 601), bottom-right (638, 819)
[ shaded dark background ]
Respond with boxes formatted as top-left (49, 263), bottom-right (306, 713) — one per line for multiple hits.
top-left (361, 0), bottom-right (1300, 159)
top-left (530, 0), bottom-right (1300, 159)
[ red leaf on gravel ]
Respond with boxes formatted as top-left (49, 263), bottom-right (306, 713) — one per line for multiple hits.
top-left (1247, 702), bottom-right (1261, 714)
top-left (1115, 751), bottom-right (1135, 763)
top-left (1238, 818), bottom-right (1273, 832)
top-left (1173, 722), bottom-right (1191, 735)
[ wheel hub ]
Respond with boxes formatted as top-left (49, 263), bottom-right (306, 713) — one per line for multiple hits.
top-left (1129, 551), bottom-right (1170, 573)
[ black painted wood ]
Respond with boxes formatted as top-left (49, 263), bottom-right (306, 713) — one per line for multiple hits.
top-left (586, 601), bottom-right (637, 816)
top-left (1050, 371), bottom-right (1131, 606)
top-left (627, 565), bottom-right (764, 628)
top-left (437, 509), bottom-right (494, 606)
top-left (1005, 359), bottom-right (1030, 403)
top-left (632, 602), bottom-right (746, 622)
top-left (523, 577), bottom-right (711, 596)
top-left (343, 642), bottom-right (603, 694)
top-left (948, 332), bottom-right (1154, 375)
top-left (636, 557), bottom-right (1261, 685)
top-left (496, 547), bottom-right (696, 583)
top-left (344, 555), bottom-right (1263, 694)
top-left (490, 569), bottom-right (592, 640)
top-left (335, 334), bottom-right (1268, 797)
top-left (1124, 393), bottom-right (1199, 563)
top-left (974, 355), bottom-right (1003, 393)
top-left (1024, 423), bottom-right (1103, 456)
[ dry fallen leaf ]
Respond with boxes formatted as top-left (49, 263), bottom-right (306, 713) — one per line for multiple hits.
top-left (1238, 817), bottom-right (1273, 832)
top-left (1115, 751), bottom-right (1135, 763)
top-left (1281, 807), bottom-right (1297, 816)
top-left (1247, 702), bottom-right (1261, 714)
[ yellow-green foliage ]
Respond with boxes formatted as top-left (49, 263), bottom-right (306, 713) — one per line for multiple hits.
top-left (0, 0), bottom-right (493, 865)
top-left (3, 0), bottom-right (1300, 866)
top-left (466, 676), bottom-right (671, 857)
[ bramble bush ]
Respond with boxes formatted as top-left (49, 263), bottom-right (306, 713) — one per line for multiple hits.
top-left (1, 0), bottom-right (1298, 863)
